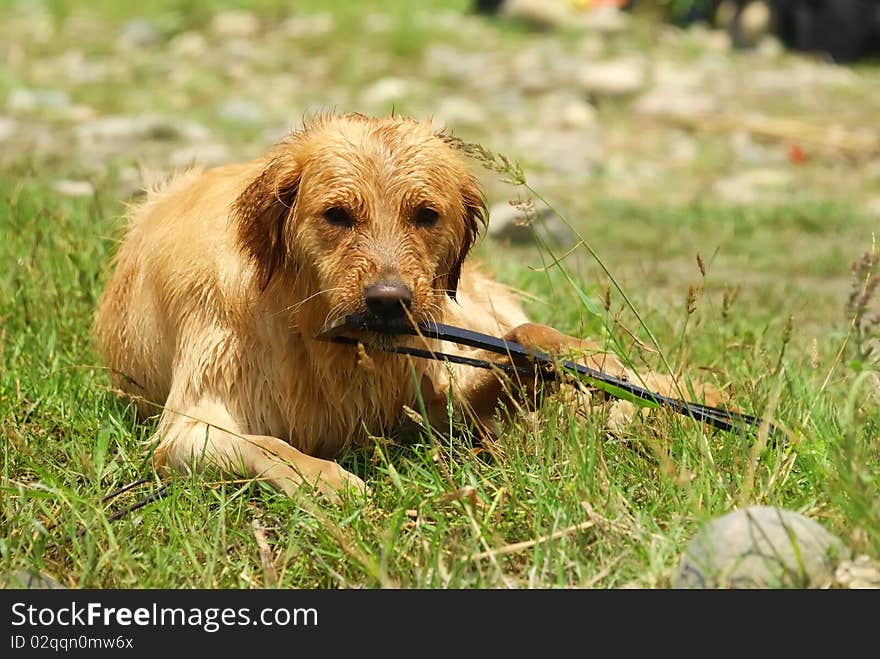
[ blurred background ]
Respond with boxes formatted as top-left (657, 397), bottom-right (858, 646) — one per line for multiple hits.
top-left (1, 0), bottom-right (878, 346)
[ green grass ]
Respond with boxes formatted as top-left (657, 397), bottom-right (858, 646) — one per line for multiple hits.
top-left (1, 1), bottom-right (878, 589)
top-left (2, 159), bottom-right (877, 588)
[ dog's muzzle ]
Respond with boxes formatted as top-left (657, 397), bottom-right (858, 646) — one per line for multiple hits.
top-left (315, 282), bottom-right (415, 348)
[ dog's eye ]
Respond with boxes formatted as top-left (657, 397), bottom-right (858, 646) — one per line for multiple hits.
top-left (322, 206), bottom-right (355, 228)
top-left (413, 207), bottom-right (439, 228)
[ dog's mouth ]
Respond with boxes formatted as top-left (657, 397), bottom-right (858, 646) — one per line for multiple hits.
top-left (315, 312), bottom-right (417, 350)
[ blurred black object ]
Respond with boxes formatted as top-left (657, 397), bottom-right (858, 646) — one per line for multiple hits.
top-left (770, 0), bottom-right (880, 63)
top-left (472, 1), bottom-right (880, 63)
top-left (648, 0), bottom-right (880, 62)
top-left (473, 0), bottom-right (505, 14)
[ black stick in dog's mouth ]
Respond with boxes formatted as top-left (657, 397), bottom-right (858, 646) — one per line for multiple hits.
top-left (316, 313), bottom-right (414, 340)
top-left (315, 313), bottom-right (778, 438)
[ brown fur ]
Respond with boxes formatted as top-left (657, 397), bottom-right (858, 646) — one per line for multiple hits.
top-left (94, 113), bottom-right (706, 500)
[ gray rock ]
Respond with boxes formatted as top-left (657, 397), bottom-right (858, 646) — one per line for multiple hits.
top-left (755, 34), bottom-right (784, 58)
top-left (280, 13), bottom-right (335, 38)
top-left (7, 88), bottom-right (70, 112)
top-left (14, 570), bottom-right (65, 589)
top-left (488, 201), bottom-right (532, 244)
top-left (717, 0), bottom-right (772, 49)
top-left (576, 34), bottom-right (605, 59)
top-left (673, 506), bottom-right (852, 589)
top-left (63, 104), bottom-right (99, 122)
top-left (750, 62), bottom-right (857, 94)
top-left (169, 31), bottom-right (208, 58)
top-left (488, 200), bottom-right (571, 246)
top-left (633, 87), bottom-right (718, 122)
top-left (511, 49), bottom-right (557, 95)
top-left (434, 96), bottom-right (487, 128)
top-left (513, 126), bottom-right (604, 177)
top-left (219, 37), bottom-right (258, 63)
top-left (118, 19), bottom-right (161, 47)
top-left (558, 98), bottom-right (597, 129)
top-left (515, 70), bottom-right (557, 95)
top-left (76, 114), bottom-right (211, 145)
top-left (423, 45), bottom-right (490, 86)
top-left (576, 58), bottom-right (647, 98)
top-left (574, 6), bottom-right (630, 34)
top-left (360, 77), bottom-right (410, 108)
top-left (54, 180), bottom-right (95, 197)
top-left (713, 168), bottom-right (792, 204)
top-left (169, 142), bottom-right (231, 168)
top-left (75, 116), bottom-right (143, 143)
top-left (536, 93), bottom-right (597, 130)
top-left (652, 61), bottom-right (707, 90)
top-left (488, 90), bottom-right (526, 119)
top-left (833, 555), bottom-right (880, 589)
top-left (211, 10), bottom-right (260, 38)
top-left (52, 51), bottom-right (116, 85)
top-left (866, 196), bottom-right (880, 221)
top-left (217, 98), bottom-right (265, 124)
top-left (667, 131), bottom-right (698, 166)
top-left (501, 0), bottom-right (571, 30)
top-left (0, 116), bottom-right (18, 142)
top-left (686, 24), bottom-right (732, 53)
top-left (116, 166), bottom-right (167, 200)
top-left (730, 131), bottom-right (787, 166)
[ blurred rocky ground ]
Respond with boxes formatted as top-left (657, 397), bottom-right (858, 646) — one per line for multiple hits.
top-left (1, 1), bottom-right (878, 326)
top-left (2, 3), bottom-right (876, 202)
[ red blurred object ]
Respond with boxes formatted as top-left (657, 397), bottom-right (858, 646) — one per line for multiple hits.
top-left (788, 143), bottom-right (809, 164)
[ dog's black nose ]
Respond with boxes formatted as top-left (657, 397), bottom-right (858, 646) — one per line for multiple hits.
top-left (364, 281), bottom-right (413, 320)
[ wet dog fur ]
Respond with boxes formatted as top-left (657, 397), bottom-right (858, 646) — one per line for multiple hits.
top-left (94, 112), bottom-right (683, 500)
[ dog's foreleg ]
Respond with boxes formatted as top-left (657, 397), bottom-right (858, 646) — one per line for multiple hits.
top-left (151, 399), bottom-right (366, 500)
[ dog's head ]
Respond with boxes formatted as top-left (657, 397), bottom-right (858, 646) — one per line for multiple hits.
top-left (233, 113), bottom-right (487, 340)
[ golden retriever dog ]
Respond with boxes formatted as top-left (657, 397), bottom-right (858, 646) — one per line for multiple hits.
top-left (94, 112), bottom-right (661, 500)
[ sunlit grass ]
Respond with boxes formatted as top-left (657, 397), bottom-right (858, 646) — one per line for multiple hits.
top-left (2, 146), bottom-right (877, 588)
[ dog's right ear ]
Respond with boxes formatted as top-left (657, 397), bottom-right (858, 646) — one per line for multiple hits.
top-left (444, 172), bottom-right (487, 302)
top-left (233, 154), bottom-right (301, 291)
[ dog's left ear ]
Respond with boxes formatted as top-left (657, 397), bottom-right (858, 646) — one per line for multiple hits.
top-left (233, 154), bottom-right (301, 291)
top-left (446, 175), bottom-right (487, 301)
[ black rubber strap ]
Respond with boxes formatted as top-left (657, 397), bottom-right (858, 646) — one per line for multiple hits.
top-left (316, 313), bottom-right (774, 435)
top-left (328, 335), bottom-right (539, 378)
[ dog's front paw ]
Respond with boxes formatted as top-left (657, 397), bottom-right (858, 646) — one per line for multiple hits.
top-left (504, 323), bottom-right (626, 378)
top-left (306, 462), bottom-right (369, 503)
top-left (503, 323), bottom-right (571, 352)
